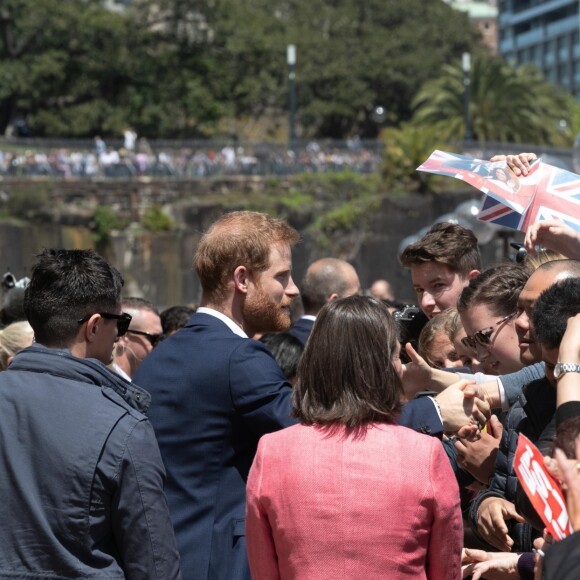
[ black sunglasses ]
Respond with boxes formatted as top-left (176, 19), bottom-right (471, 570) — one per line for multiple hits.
top-left (126, 329), bottom-right (165, 347)
top-left (461, 312), bottom-right (516, 350)
top-left (77, 312), bottom-right (133, 337)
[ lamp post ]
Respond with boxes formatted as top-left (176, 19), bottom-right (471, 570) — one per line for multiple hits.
top-left (462, 52), bottom-right (473, 144)
top-left (287, 44), bottom-right (297, 150)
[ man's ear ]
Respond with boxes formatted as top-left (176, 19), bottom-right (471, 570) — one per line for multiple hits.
top-left (83, 313), bottom-right (101, 344)
top-left (467, 269), bottom-right (481, 281)
top-left (327, 292), bottom-right (339, 303)
top-left (233, 265), bottom-right (250, 295)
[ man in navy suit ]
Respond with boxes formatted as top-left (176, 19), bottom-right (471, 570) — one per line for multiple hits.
top-left (134, 211), bottom-right (300, 580)
top-left (135, 212), bottom-right (489, 580)
top-left (289, 257), bottom-right (360, 345)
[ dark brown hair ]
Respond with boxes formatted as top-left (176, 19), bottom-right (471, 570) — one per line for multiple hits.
top-left (457, 263), bottom-right (528, 317)
top-left (293, 295), bottom-right (402, 428)
top-left (399, 222), bottom-right (481, 276)
top-left (194, 211), bottom-right (299, 302)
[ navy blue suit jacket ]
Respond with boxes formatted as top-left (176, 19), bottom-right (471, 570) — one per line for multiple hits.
top-left (134, 313), bottom-right (295, 580)
top-left (288, 317), bottom-right (315, 345)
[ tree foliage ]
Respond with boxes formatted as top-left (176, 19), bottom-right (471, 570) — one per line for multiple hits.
top-left (0, 0), bottom-right (481, 139)
top-left (412, 55), bottom-right (572, 146)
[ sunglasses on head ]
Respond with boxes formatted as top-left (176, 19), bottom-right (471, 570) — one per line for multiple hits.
top-left (77, 312), bottom-right (133, 337)
top-left (461, 312), bottom-right (516, 350)
top-left (126, 329), bottom-right (165, 347)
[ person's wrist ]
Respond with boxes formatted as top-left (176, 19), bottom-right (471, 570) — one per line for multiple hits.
top-left (478, 383), bottom-right (501, 409)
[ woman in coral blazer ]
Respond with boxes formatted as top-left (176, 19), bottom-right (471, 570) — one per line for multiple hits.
top-left (246, 296), bottom-right (462, 580)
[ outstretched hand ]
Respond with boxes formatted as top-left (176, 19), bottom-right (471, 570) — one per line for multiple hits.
top-left (435, 379), bottom-right (491, 435)
top-left (476, 497), bottom-right (526, 552)
top-left (545, 436), bottom-right (580, 531)
top-left (524, 219), bottom-right (580, 258)
top-left (455, 414), bottom-right (503, 484)
top-left (489, 152), bottom-right (537, 177)
top-left (461, 548), bottom-right (520, 580)
top-left (401, 342), bottom-right (457, 399)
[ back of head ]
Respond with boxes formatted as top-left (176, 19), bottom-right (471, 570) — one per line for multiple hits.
top-left (369, 279), bottom-right (394, 301)
top-left (457, 263), bottom-right (529, 317)
top-left (523, 249), bottom-right (567, 272)
top-left (194, 211), bottom-right (299, 303)
top-left (531, 258), bottom-right (580, 280)
top-left (24, 249), bottom-right (124, 348)
top-left (0, 320), bottom-right (33, 369)
top-left (259, 332), bottom-right (304, 382)
top-left (532, 277), bottom-right (580, 350)
top-left (400, 222), bottom-right (481, 276)
top-left (300, 258), bottom-right (359, 314)
top-left (122, 296), bottom-right (159, 317)
top-left (160, 304), bottom-right (197, 335)
top-left (293, 295), bottom-right (402, 428)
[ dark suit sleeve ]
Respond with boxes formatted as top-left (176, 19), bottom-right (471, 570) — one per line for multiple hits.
top-left (229, 340), bottom-right (297, 434)
top-left (543, 532), bottom-right (580, 579)
top-left (398, 397), bottom-right (444, 438)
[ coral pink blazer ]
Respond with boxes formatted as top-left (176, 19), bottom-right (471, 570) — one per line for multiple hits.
top-left (246, 423), bottom-right (462, 580)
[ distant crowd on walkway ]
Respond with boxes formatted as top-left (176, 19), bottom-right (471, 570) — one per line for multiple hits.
top-left (0, 134), bottom-right (382, 179)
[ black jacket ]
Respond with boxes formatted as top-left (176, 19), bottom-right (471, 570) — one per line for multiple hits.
top-left (469, 377), bottom-right (556, 552)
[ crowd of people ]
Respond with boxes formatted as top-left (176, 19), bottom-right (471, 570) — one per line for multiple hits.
top-left (0, 137), bottom-right (381, 179)
top-left (2, 151), bottom-right (580, 579)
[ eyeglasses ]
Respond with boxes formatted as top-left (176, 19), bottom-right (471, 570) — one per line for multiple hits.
top-left (126, 329), bottom-right (165, 347)
top-left (77, 312), bottom-right (133, 337)
top-left (461, 312), bottom-right (516, 350)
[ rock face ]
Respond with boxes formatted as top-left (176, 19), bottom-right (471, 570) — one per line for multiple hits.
top-left (0, 176), bottom-right (507, 308)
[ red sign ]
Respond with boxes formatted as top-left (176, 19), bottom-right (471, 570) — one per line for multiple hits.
top-left (514, 434), bottom-right (573, 540)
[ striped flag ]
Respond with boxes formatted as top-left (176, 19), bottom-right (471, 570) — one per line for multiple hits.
top-left (417, 150), bottom-right (580, 233)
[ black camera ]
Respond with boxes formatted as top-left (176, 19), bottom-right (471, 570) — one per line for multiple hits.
top-left (393, 305), bottom-right (428, 363)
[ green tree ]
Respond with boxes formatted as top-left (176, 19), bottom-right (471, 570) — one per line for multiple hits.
top-left (412, 55), bottom-right (572, 146)
top-left (382, 123), bottom-right (454, 194)
top-left (138, 0), bottom-right (480, 139)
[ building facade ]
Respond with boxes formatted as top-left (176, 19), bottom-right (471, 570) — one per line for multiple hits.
top-left (449, 1), bottom-right (499, 54)
top-left (498, 0), bottom-right (580, 95)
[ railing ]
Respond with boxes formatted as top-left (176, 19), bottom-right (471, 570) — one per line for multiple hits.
top-left (0, 138), bottom-right (385, 179)
top-left (0, 137), bottom-right (574, 179)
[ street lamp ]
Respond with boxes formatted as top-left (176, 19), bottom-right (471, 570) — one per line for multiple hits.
top-left (287, 44), bottom-right (297, 150)
top-left (462, 52), bottom-right (473, 144)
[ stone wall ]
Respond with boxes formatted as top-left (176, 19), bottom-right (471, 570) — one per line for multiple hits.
top-left (0, 177), bottom-right (515, 307)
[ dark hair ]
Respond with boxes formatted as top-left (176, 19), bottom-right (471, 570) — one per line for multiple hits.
top-left (399, 222), bottom-right (481, 277)
top-left (457, 263), bottom-right (528, 317)
top-left (160, 304), bottom-right (197, 335)
top-left (24, 249), bottom-right (124, 347)
top-left (293, 295), bottom-right (402, 428)
top-left (300, 258), bottom-right (358, 314)
top-left (259, 332), bottom-right (304, 382)
top-left (532, 278), bottom-right (580, 350)
top-left (553, 416), bottom-right (580, 459)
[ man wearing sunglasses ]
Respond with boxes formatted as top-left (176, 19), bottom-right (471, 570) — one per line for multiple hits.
top-left (0, 249), bottom-right (181, 578)
top-left (112, 296), bottom-right (164, 381)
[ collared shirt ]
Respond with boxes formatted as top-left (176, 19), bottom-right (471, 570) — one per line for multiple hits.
top-left (111, 362), bottom-right (131, 383)
top-left (300, 315), bottom-right (316, 321)
top-left (196, 307), bottom-right (248, 339)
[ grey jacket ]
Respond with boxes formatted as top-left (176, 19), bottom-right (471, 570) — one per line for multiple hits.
top-left (0, 344), bottom-right (181, 579)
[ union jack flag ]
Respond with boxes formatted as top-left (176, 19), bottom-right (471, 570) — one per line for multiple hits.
top-left (417, 150), bottom-right (580, 233)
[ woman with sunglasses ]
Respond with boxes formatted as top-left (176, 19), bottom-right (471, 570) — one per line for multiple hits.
top-left (457, 264), bottom-right (529, 376)
top-left (246, 296), bottom-right (462, 579)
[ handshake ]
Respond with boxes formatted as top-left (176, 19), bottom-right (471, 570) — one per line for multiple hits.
top-left (402, 342), bottom-right (492, 436)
